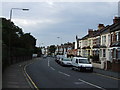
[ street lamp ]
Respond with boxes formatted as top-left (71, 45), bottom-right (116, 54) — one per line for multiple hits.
top-left (57, 37), bottom-right (63, 55)
top-left (8, 8), bottom-right (29, 64)
top-left (57, 37), bottom-right (62, 45)
top-left (10, 8), bottom-right (29, 21)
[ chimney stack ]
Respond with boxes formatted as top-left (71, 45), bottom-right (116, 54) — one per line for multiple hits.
top-left (88, 29), bottom-right (93, 35)
top-left (98, 24), bottom-right (105, 30)
top-left (113, 17), bottom-right (120, 24)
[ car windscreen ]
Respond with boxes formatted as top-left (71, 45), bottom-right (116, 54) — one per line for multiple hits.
top-left (79, 59), bottom-right (89, 64)
top-left (63, 58), bottom-right (71, 61)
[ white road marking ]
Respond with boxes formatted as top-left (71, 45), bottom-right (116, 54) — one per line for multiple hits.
top-left (78, 79), bottom-right (106, 90)
top-left (58, 71), bottom-right (70, 77)
top-left (48, 58), bottom-right (55, 71)
top-left (50, 67), bottom-right (55, 70)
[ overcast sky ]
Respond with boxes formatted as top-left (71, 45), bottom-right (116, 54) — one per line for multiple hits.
top-left (1, 1), bottom-right (119, 47)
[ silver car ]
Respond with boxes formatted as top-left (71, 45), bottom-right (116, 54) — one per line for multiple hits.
top-left (60, 58), bottom-right (72, 66)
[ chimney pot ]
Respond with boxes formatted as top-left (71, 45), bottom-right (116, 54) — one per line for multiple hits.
top-left (113, 17), bottom-right (120, 24)
top-left (98, 24), bottom-right (105, 30)
top-left (88, 29), bottom-right (93, 35)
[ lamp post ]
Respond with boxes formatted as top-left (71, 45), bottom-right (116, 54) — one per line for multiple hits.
top-left (8, 8), bottom-right (29, 64)
top-left (10, 8), bottom-right (29, 21)
top-left (57, 37), bottom-right (63, 55)
top-left (57, 37), bottom-right (62, 45)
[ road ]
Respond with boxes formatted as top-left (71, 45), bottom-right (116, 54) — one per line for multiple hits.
top-left (26, 57), bottom-right (119, 89)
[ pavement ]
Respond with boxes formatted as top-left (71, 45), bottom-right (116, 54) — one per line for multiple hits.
top-left (2, 58), bottom-right (39, 89)
top-left (2, 57), bottom-right (120, 89)
top-left (94, 68), bottom-right (120, 79)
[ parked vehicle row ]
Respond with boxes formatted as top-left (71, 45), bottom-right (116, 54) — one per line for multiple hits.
top-left (55, 55), bottom-right (93, 72)
top-left (55, 55), bottom-right (64, 64)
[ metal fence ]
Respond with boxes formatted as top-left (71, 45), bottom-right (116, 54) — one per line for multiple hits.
top-left (2, 44), bottom-right (32, 72)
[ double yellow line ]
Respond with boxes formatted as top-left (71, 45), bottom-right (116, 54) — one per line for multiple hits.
top-left (24, 63), bottom-right (39, 90)
top-left (93, 72), bottom-right (120, 80)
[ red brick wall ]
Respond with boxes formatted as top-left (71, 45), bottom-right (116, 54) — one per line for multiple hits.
top-left (112, 62), bottom-right (120, 72)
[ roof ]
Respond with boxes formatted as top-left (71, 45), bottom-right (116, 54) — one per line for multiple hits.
top-left (76, 19), bottom-right (120, 41)
top-left (81, 34), bottom-right (89, 40)
top-left (110, 23), bottom-right (120, 32)
top-left (100, 25), bottom-right (110, 34)
top-left (92, 30), bottom-right (100, 37)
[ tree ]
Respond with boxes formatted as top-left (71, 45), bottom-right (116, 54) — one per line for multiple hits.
top-left (2, 18), bottom-right (24, 47)
top-left (2, 17), bottom-right (37, 69)
top-left (20, 33), bottom-right (36, 49)
top-left (34, 47), bottom-right (42, 57)
top-left (2, 18), bottom-right (36, 50)
top-left (48, 45), bottom-right (56, 55)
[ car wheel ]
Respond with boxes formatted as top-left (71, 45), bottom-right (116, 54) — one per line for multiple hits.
top-left (90, 68), bottom-right (93, 72)
top-left (78, 68), bottom-right (81, 72)
top-left (72, 67), bottom-right (74, 70)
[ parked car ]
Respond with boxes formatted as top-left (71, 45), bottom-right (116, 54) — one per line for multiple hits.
top-left (55, 56), bottom-right (60, 63)
top-left (72, 57), bottom-right (93, 72)
top-left (55, 55), bottom-right (64, 64)
top-left (60, 58), bottom-right (72, 66)
top-left (43, 55), bottom-right (47, 58)
top-left (58, 57), bottom-right (63, 64)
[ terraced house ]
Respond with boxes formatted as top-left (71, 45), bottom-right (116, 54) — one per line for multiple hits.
top-left (55, 42), bottom-right (75, 57)
top-left (109, 17), bottom-right (120, 71)
top-left (75, 17), bottom-right (120, 72)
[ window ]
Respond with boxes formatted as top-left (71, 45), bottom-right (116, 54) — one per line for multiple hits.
top-left (97, 37), bottom-right (100, 45)
top-left (79, 42), bottom-right (81, 47)
top-left (89, 40), bottom-right (91, 46)
top-left (100, 49), bottom-right (102, 57)
top-left (108, 35), bottom-right (111, 45)
top-left (79, 59), bottom-right (89, 64)
top-left (103, 49), bottom-right (106, 57)
top-left (116, 32), bottom-right (119, 41)
top-left (117, 50), bottom-right (120, 59)
top-left (85, 40), bottom-right (87, 46)
top-left (102, 36), bottom-right (106, 45)
top-left (119, 32), bottom-right (120, 41)
top-left (113, 49), bottom-right (116, 59)
top-left (76, 59), bottom-right (78, 63)
top-left (111, 34), bottom-right (113, 42)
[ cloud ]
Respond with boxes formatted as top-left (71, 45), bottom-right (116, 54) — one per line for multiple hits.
top-left (2, 2), bottom-right (118, 47)
top-left (13, 18), bottom-right (57, 26)
top-left (12, 17), bottom-right (65, 33)
top-left (2, 0), bottom-right (120, 2)
top-left (46, 0), bottom-right (54, 6)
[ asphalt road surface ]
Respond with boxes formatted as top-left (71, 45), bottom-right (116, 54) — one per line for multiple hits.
top-left (26, 57), bottom-right (119, 89)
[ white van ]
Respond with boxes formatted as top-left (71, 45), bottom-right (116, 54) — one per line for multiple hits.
top-left (72, 57), bottom-right (93, 72)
